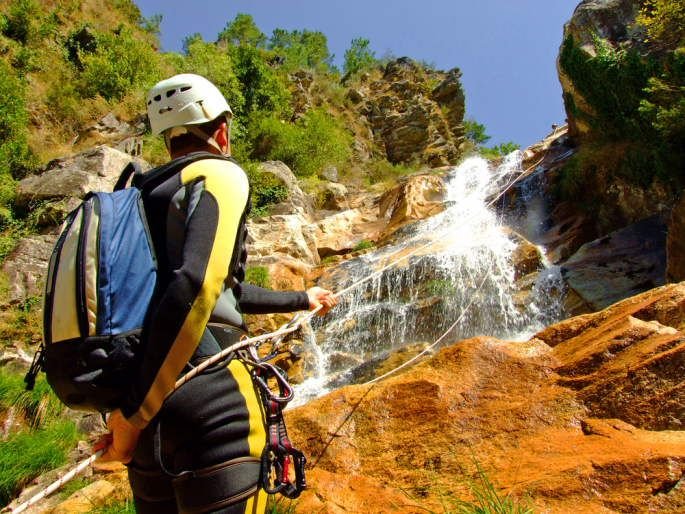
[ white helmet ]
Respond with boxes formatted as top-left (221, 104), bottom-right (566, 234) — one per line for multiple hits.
top-left (147, 74), bottom-right (233, 150)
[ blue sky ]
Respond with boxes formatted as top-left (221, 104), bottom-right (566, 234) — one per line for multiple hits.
top-left (135, 0), bottom-right (578, 148)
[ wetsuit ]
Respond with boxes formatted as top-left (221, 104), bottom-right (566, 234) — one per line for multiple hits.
top-left (121, 153), bottom-right (309, 514)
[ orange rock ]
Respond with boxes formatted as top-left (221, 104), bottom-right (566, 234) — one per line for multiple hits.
top-left (286, 284), bottom-right (685, 513)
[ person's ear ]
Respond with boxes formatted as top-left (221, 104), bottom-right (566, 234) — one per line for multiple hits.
top-left (213, 121), bottom-right (230, 154)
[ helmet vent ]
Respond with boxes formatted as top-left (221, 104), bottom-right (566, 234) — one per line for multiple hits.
top-left (153, 94), bottom-right (162, 102)
top-left (180, 86), bottom-right (192, 92)
top-left (159, 107), bottom-right (173, 114)
top-left (166, 89), bottom-right (176, 98)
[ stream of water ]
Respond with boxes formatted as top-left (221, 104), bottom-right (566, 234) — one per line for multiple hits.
top-left (293, 154), bottom-right (566, 404)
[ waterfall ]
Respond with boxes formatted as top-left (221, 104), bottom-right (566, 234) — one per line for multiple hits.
top-left (294, 153), bottom-right (566, 403)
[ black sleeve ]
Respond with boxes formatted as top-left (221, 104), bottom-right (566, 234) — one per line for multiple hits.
top-left (236, 283), bottom-right (310, 314)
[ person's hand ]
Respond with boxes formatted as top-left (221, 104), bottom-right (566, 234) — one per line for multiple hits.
top-left (95, 409), bottom-right (141, 464)
top-left (306, 287), bottom-right (338, 316)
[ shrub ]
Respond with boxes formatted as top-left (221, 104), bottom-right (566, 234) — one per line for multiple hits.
top-left (217, 13), bottom-right (266, 48)
top-left (250, 109), bottom-right (351, 177)
top-left (1, 0), bottom-right (39, 44)
top-left (78, 27), bottom-right (162, 101)
top-left (559, 34), bottom-right (657, 140)
top-left (240, 161), bottom-right (289, 217)
top-left (343, 37), bottom-right (376, 76)
top-left (353, 240), bottom-right (375, 252)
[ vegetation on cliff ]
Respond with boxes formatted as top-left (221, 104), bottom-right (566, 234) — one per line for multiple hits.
top-left (557, 0), bottom-right (685, 223)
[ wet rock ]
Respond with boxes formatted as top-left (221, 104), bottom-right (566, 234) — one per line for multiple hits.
top-left (287, 283), bottom-right (685, 513)
top-left (561, 215), bottom-right (666, 311)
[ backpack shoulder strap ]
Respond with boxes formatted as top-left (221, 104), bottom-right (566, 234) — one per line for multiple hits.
top-left (133, 152), bottom-right (237, 192)
top-left (113, 161), bottom-right (144, 191)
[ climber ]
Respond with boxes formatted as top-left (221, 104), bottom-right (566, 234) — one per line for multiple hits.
top-left (97, 73), bottom-right (337, 513)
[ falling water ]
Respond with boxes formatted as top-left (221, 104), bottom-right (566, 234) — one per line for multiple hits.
top-left (294, 153), bottom-right (566, 403)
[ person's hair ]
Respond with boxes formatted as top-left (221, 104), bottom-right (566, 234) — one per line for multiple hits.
top-left (165, 116), bottom-right (226, 154)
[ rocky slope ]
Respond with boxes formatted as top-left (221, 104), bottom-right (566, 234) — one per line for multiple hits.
top-left (287, 282), bottom-right (685, 513)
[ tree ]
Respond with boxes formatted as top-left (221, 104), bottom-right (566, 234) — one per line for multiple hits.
top-left (217, 13), bottom-right (266, 48)
top-left (269, 28), bottom-right (333, 70)
top-left (343, 37), bottom-right (376, 75)
top-left (463, 118), bottom-right (491, 145)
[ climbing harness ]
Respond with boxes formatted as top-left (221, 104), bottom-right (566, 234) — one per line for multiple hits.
top-left (7, 155), bottom-right (540, 513)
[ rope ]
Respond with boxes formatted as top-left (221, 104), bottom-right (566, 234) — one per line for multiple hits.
top-left (7, 154), bottom-right (540, 513)
top-left (6, 450), bottom-right (104, 514)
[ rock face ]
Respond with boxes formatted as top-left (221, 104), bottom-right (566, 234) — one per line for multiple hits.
top-left (287, 282), bottom-right (685, 513)
top-left (558, 0), bottom-right (641, 138)
top-left (1, 235), bottom-right (57, 303)
top-left (15, 146), bottom-right (148, 212)
top-left (357, 58), bottom-right (465, 167)
top-left (561, 215), bottom-right (666, 312)
top-left (258, 160), bottom-right (315, 220)
top-left (667, 192), bottom-right (685, 282)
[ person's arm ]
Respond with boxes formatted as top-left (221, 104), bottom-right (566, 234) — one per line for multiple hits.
top-left (237, 283), bottom-right (338, 316)
top-left (120, 160), bottom-right (250, 430)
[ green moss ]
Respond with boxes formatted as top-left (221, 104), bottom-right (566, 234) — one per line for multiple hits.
top-left (245, 266), bottom-right (270, 288)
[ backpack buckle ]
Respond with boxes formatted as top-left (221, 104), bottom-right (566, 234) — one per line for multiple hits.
top-left (24, 345), bottom-right (44, 391)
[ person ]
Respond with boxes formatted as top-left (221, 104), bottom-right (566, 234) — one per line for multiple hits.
top-left (97, 73), bottom-right (337, 513)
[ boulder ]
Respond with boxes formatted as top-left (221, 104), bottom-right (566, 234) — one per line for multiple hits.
top-left (360, 57), bottom-right (465, 166)
top-left (247, 214), bottom-right (320, 265)
top-left (379, 174), bottom-right (446, 238)
top-left (306, 209), bottom-right (376, 258)
top-left (561, 215), bottom-right (666, 311)
top-left (258, 161), bottom-right (315, 221)
top-left (15, 146), bottom-right (148, 211)
top-left (286, 282), bottom-right (685, 513)
top-left (51, 480), bottom-right (116, 514)
top-left (1, 234), bottom-right (57, 303)
top-left (320, 182), bottom-right (349, 211)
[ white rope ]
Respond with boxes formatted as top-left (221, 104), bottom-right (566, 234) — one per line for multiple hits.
top-left (8, 450), bottom-right (104, 514)
top-left (7, 155), bottom-right (538, 512)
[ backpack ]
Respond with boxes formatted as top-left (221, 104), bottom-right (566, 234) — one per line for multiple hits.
top-left (25, 153), bottom-right (231, 412)
top-left (24, 161), bottom-right (156, 412)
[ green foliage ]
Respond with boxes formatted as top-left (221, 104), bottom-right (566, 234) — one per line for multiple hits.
top-left (353, 240), bottom-right (375, 252)
top-left (78, 27), bottom-right (162, 101)
top-left (231, 44), bottom-right (291, 119)
top-left (139, 13), bottom-right (162, 38)
top-left (425, 279), bottom-right (456, 297)
top-left (464, 119), bottom-right (491, 146)
top-left (173, 36), bottom-right (245, 117)
top-left (267, 496), bottom-right (296, 514)
top-left (269, 28), bottom-right (333, 71)
top-left (88, 498), bottom-right (137, 513)
top-left (0, 59), bottom-right (34, 223)
top-left (242, 161), bottom-right (289, 217)
top-left (364, 159), bottom-right (419, 185)
top-left (0, 420), bottom-right (79, 505)
top-left (1, 0), bottom-right (39, 44)
top-left (0, 369), bottom-right (64, 428)
top-left (245, 266), bottom-right (270, 288)
top-left (250, 109), bottom-right (351, 177)
top-left (343, 37), bottom-right (376, 76)
top-left (637, 0), bottom-right (685, 49)
top-left (59, 477), bottom-right (90, 500)
top-left (559, 34), bottom-right (657, 139)
top-left (480, 142), bottom-right (520, 159)
top-left (218, 13), bottom-right (266, 48)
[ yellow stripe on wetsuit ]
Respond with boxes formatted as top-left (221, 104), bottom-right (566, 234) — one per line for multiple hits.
top-left (229, 359), bottom-right (268, 513)
top-left (128, 159), bottom-right (249, 428)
